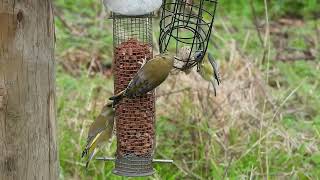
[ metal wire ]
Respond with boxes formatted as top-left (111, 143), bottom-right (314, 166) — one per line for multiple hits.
top-left (112, 13), bottom-right (155, 177)
top-left (159, 0), bottom-right (218, 70)
top-left (113, 13), bottom-right (153, 49)
top-left (96, 157), bottom-right (174, 164)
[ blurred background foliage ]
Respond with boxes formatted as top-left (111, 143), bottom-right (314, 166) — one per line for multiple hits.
top-left (54, 0), bottom-right (320, 179)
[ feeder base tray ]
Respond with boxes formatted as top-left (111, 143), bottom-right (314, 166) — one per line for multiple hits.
top-left (112, 169), bottom-right (155, 177)
top-left (113, 154), bottom-right (154, 177)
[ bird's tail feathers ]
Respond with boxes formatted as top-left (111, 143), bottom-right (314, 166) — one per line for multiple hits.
top-left (81, 132), bottom-right (101, 158)
top-left (85, 149), bottom-right (98, 169)
top-left (81, 142), bottom-right (91, 158)
top-left (81, 149), bottom-right (88, 158)
top-left (211, 80), bottom-right (217, 97)
top-left (207, 53), bottom-right (221, 85)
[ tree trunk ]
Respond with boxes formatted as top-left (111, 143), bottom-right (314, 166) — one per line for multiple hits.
top-left (0, 0), bottom-right (58, 179)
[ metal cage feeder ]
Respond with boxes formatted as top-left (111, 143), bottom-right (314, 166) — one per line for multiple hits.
top-left (159, 0), bottom-right (218, 71)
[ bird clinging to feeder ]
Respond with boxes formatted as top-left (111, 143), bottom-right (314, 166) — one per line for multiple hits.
top-left (175, 46), bottom-right (204, 73)
top-left (102, 0), bottom-right (165, 176)
top-left (109, 53), bottom-right (175, 106)
top-left (82, 103), bottom-right (115, 168)
top-left (198, 52), bottom-right (221, 96)
top-left (86, 0), bottom-right (218, 177)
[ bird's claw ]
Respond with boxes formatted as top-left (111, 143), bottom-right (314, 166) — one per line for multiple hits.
top-left (138, 57), bottom-right (147, 67)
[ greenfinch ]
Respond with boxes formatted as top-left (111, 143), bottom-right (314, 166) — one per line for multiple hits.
top-left (82, 103), bottom-right (115, 168)
top-left (198, 52), bottom-right (221, 96)
top-left (175, 46), bottom-right (203, 73)
top-left (109, 53), bottom-right (174, 106)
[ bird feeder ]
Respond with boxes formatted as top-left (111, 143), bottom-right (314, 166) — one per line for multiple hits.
top-left (102, 0), bottom-right (162, 177)
top-left (159, 0), bottom-right (218, 71)
top-left (112, 17), bottom-right (155, 176)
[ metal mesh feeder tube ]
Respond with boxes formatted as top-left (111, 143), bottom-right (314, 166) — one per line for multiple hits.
top-left (112, 13), bottom-right (156, 177)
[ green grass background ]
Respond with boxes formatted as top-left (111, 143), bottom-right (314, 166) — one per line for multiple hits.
top-left (54, 0), bottom-right (320, 179)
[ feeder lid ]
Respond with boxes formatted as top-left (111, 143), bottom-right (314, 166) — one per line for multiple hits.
top-left (103, 0), bottom-right (162, 16)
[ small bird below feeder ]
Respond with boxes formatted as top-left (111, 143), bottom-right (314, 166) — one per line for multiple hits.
top-left (159, 0), bottom-right (218, 72)
top-left (103, 0), bottom-right (162, 15)
top-left (81, 103), bottom-right (115, 168)
top-left (175, 46), bottom-right (204, 73)
top-left (197, 52), bottom-right (222, 96)
top-left (174, 46), bottom-right (221, 96)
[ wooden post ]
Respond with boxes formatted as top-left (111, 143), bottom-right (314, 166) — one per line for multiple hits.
top-left (0, 0), bottom-right (58, 179)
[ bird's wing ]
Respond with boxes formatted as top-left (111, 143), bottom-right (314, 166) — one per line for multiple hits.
top-left (199, 62), bottom-right (213, 82)
top-left (85, 123), bottom-right (114, 164)
top-left (125, 67), bottom-right (153, 97)
top-left (86, 127), bottom-right (106, 145)
top-left (207, 53), bottom-right (221, 85)
top-left (85, 108), bottom-right (113, 147)
top-left (82, 131), bottom-right (102, 158)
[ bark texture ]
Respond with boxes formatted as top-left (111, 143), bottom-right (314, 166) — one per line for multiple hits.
top-left (0, 0), bottom-right (58, 179)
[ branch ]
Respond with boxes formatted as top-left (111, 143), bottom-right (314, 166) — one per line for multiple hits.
top-left (156, 87), bottom-right (191, 98)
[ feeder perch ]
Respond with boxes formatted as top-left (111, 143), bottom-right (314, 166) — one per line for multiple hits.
top-left (159, 0), bottom-right (218, 71)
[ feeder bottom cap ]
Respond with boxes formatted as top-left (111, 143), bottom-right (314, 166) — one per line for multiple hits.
top-left (112, 169), bottom-right (155, 177)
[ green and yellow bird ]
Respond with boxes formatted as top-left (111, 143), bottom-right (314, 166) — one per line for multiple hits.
top-left (198, 52), bottom-right (221, 96)
top-left (81, 103), bottom-right (115, 168)
top-left (109, 53), bottom-right (175, 106)
top-left (176, 46), bottom-right (204, 73)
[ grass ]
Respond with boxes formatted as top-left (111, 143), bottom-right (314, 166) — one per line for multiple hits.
top-left (54, 0), bottom-right (320, 179)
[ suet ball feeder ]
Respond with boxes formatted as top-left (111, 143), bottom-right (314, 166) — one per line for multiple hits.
top-left (159, 0), bottom-right (218, 71)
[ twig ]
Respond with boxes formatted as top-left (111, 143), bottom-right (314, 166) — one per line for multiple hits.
top-left (181, 159), bottom-right (205, 180)
top-left (270, 79), bottom-right (306, 122)
top-left (57, 58), bottom-right (80, 76)
top-left (249, 0), bottom-right (269, 64)
top-left (87, 4), bottom-right (109, 77)
top-left (249, 0), bottom-right (264, 46)
top-left (53, 7), bottom-right (84, 36)
top-left (315, 21), bottom-right (319, 57)
top-left (236, 129), bottom-right (276, 162)
top-left (223, 155), bottom-right (234, 179)
top-left (61, 159), bottom-right (85, 166)
top-left (277, 54), bottom-right (316, 61)
top-left (262, 0), bottom-right (271, 177)
top-left (153, 31), bottom-right (160, 54)
top-left (156, 87), bottom-right (191, 98)
top-left (157, 152), bottom-right (189, 176)
top-left (87, 52), bottom-right (101, 77)
top-left (54, 8), bottom-right (72, 32)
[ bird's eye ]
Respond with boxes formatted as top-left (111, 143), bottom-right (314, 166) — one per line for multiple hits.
top-left (196, 52), bottom-right (203, 59)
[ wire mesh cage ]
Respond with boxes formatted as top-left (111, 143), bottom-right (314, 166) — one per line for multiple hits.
top-left (112, 13), bottom-right (156, 176)
top-left (159, 0), bottom-right (218, 71)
